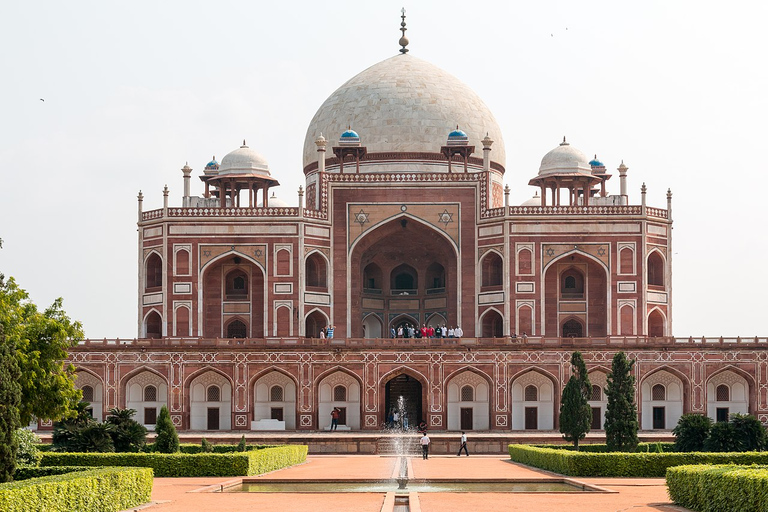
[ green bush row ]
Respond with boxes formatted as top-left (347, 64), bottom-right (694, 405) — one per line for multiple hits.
top-left (667, 464), bottom-right (768, 512)
top-left (531, 442), bottom-right (675, 453)
top-left (13, 466), bottom-right (91, 481)
top-left (0, 467), bottom-right (152, 512)
top-left (144, 442), bottom-right (278, 454)
top-left (509, 445), bottom-right (768, 477)
top-left (40, 445), bottom-right (308, 477)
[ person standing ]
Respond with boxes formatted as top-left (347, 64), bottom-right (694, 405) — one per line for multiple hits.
top-left (330, 407), bottom-right (340, 431)
top-left (390, 326), bottom-right (396, 338)
top-left (420, 433), bottom-right (431, 460)
top-left (455, 326), bottom-right (463, 339)
top-left (327, 325), bottom-right (335, 339)
top-left (319, 328), bottom-right (325, 341)
top-left (457, 431), bottom-right (469, 456)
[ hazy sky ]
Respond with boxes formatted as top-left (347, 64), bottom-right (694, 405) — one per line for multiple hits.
top-left (1, 1), bottom-right (766, 338)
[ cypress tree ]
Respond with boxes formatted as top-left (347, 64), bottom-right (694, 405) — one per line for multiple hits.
top-left (559, 351), bottom-right (592, 450)
top-left (0, 325), bottom-right (22, 482)
top-left (605, 352), bottom-right (639, 452)
top-left (154, 405), bottom-right (180, 453)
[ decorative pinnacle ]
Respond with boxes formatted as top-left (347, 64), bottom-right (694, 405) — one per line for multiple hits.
top-left (641, 182), bottom-right (647, 194)
top-left (560, 136), bottom-right (569, 146)
top-left (399, 8), bottom-right (409, 54)
top-left (163, 184), bottom-right (169, 196)
top-left (667, 188), bottom-right (673, 199)
top-left (242, 139), bottom-right (247, 147)
top-left (137, 190), bottom-right (143, 201)
top-left (482, 132), bottom-right (494, 148)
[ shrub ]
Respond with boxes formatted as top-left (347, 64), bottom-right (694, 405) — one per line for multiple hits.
top-left (673, 414), bottom-right (713, 452)
top-left (40, 445), bottom-right (308, 477)
top-left (705, 421), bottom-right (741, 452)
top-left (52, 402), bottom-right (115, 453)
top-left (105, 408), bottom-right (147, 452)
top-left (144, 442), bottom-right (277, 454)
top-left (13, 466), bottom-right (90, 481)
top-left (201, 438), bottom-right (213, 453)
top-left (731, 413), bottom-right (767, 451)
top-left (667, 464), bottom-right (768, 512)
top-left (237, 435), bottom-right (247, 452)
top-left (13, 429), bottom-right (40, 467)
top-left (559, 352), bottom-right (591, 450)
top-left (0, 466), bottom-right (152, 512)
top-left (509, 444), bottom-right (768, 477)
top-left (153, 406), bottom-right (179, 453)
top-left (604, 352), bottom-right (638, 452)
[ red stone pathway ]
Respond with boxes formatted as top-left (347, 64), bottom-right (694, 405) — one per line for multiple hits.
top-left (142, 456), bottom-right (684, 512)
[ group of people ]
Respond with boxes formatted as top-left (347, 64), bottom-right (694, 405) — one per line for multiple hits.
top-left (418, 431), bottom-right (469, 460)
top-left (390, 324), bottom-right (463, 339)
top-left (318, 325), bottom-right (335, 340)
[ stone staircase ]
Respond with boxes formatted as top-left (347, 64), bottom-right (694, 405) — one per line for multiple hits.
top-left (377, 434), bottom-right (421, 455)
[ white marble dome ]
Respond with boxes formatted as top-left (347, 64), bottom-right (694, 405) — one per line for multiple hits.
top-left (520, 192), bottom-right (541, 207)
top-left (303, 54), bottom-right (505, 169)
top-left (219, 142), bottom-right (270, 176)
top-left (258, 192), bottom-right (288, 208)
top-left (538, 139), bottom-right (591, 176)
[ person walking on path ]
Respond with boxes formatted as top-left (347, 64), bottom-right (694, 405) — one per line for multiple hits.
top-left (457, 431), bottom-right (469, 456)
top-left (420, 433), bottom-right (431, 460)
top-left (330, 407), bottom-right (340, 431)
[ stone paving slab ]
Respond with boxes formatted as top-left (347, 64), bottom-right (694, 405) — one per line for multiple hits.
top-left (143, 455), bottom-right (683, 512)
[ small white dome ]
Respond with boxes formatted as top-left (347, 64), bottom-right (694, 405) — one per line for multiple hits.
top-left (219, 141), bottom-right (270, 176)
top-left (258, 192), bottom-right (288, 208)
top-left (538, 138), bottom-right (591, 176)
top-left (520, 192), bottom-right (541, 207)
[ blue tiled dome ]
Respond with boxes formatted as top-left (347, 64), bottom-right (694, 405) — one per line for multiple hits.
top-left (340, 129), bottom-right (359, 139)
top-left (589, 155), bottom-right (603, 167)
top-left (205, 156), bottom-right (219, 170)
top-left (446, 126), bottom-right (469, 146)
top-left (449, 128), bottom-right (467, 138)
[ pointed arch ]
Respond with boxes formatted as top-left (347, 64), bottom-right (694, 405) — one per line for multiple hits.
top-left (510, 368), bottom-right (559, 430)
top-left (648, 307), bottom-right (667, 337)
top-left (349, 212), bottom-right (460, 256)
top-left (479, 307), bottom-right (504, 337)
top-left (144, 250), bottom-right (163, 291)
top-left (142, 308), bottom-right (163, 339)
top-left (640, 365), bottom-right (689, 429)
top-left (362, 313), bottom-right (383, 339)
top-left (480, 249), bottom-right (503, 289)
top-left (647, 249), bottom-right (665, 287)
top-left (305, 250), bottom-right (329, 290)
top-left (446, 367), bottom-right (493, 431)
top-left (315, 366), bottom-right (364, 430)
top-left (305, 308), bottom-right (329, 338)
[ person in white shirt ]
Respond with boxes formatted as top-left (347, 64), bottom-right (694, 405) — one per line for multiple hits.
top-left (455, 326), bottom-right (463, 338)
top-left (457, 431), bottom-right (468, 456)
top-left (448, 327), bottom-right (455, 338)
top-left (420, 433), bottom-right (431, 459)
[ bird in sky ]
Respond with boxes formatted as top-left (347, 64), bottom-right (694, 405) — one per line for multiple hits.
top-left (39, 98), bottom-right (44, 102)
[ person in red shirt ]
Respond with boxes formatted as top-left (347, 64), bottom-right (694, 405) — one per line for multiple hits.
top-left (330, 407), bottom-right (340, 431)
top-left (421, 324), bottom-right (428, 338)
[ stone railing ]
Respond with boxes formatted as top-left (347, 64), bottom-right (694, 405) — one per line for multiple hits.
top-left (74, 335), bottom-right (768, 349)
top-left (142, 206), bottom-right (299, 221)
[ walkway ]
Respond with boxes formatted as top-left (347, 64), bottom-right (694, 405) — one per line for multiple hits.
top-left (143, 455), bottom-right (682, 512)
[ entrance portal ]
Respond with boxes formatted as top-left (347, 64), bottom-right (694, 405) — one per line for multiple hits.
top-left (385, 374), bottom-right (422, 428)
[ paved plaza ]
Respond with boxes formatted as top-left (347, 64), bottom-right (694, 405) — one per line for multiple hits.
top-left (142, 455), bottom-right (684, 512)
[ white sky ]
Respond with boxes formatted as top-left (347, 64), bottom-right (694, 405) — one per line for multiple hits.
top-left (1, 1), bottom-right (766, 338)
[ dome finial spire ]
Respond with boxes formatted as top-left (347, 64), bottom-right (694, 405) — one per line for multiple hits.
top-left (399, 8), bottom-right (409, 54)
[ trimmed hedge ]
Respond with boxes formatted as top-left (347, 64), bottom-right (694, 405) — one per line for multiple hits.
top-left (509, 444), bottom-right (768, 477)
top-left (0, 466), bottom-right (152, 512)
top-left (533, 442), bottom-right (675, 453)
top-left (40, 445), bottom-right (308, 477)
top-left (145, 442), bottom-right (278, 454)
top-left (667, 464), bottom-right (768, 512)
top-left (13, 466), bottom-right (91, 481)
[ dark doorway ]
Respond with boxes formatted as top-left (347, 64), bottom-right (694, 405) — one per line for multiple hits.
top-left (562, 319), bottom-right (583, 338)
top-left (524, 407), bottom-right (538, 430)
top-left (337, 407), bottom-right (347, 426)
top-left (144, 407), bottom-right (157, 425)
top-left (385, 374), bottom-right (422, 428)
top-left (591, 407), bottom-right (602, 430)
top-left (207, 407), bottom-right (220, 430)
top-left (460, 408), bottom-right (473, 430)
top-left (652, 406), bottom-right (665, 429)
top-left (271, 407), bottom-right (284, 421)
top-left (716, 407), bottom-right (729, 423)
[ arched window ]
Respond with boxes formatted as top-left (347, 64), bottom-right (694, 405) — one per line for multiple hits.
top-left (227, 319), bottom-right (247, 339)
top-left (716, 384), bottom-right (730, 402)
top-left (481, 310), bottom-right (504, 337)
top-left (562, 318), bottom-right (583, 338)
top-left (144, 385), bottom-right (157, 402)
top-left (270, 385), bottom-right (284, 402)
top-left (81, 385), bottom-right (94, 402)
top-left (560, 269), bottom-right (584, 299)
top-left (460, 385), bottom-right (474, 402)
top-left (363, 263), bottom-right (383, 291)
top-left (225, 270), bottom-right (248, 300)
top-left (276, 249), bottom-right (291, 276)
top-left (175, 306), bottom-right (190, 337)
top-left (145, 253), bottom-right (162, 290)
top-left (145, 311), bottom-right (162, 339)
top-left (518, 248), bottom-right (532, 275)
top-left (207, 385), bottom-right (221, 402)
top-left (647, 252), bottom-right (664, 287)
top-left (390, 264), bottom-right (417, 292)
top-left (176, 249), bottom-right (190, 276)
top-left (591, 385), bottom-right (602, 401)
top-left (524, 385), bottom-right (538, 402)
top-left (305, 253), bottom-right (327, 289)
top-left (648, 310), bottom-right (665, 337)
top-left (481, 252), bottom-right (503, 288)
top-left (426, 262), bottom-right (445, 290)
top-left (619, 247), bottom-right (633, 274)
top-left (652, 384), bottom-right (666, 401)
top-left (333, 385), bottom-right (347, 402)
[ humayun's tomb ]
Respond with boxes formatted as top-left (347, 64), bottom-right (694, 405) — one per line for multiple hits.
top-left (63, 16), bottom-right (768, 440)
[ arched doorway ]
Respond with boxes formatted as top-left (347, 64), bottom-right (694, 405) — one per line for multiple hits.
top-left (481, 309), bottom-right (503, 337)
top-left (362, 314), bottom-right (383, 338)
top-left (385, 374), bottom-right (423, 429)
top-left (562, 318), bottom-right (584, 337)
top-left (350, 217), bottom-right (458, 338)
top-left (305, 310), bottom-right (328, 338)
top-left (201, 254), bottom-right (264, 338)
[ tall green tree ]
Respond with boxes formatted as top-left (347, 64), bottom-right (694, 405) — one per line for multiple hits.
top-left (154, 406), bottom-right (180, 453)
top-left (604, 352), bottom-right (639, 452)
top-left (559, 351), bottom-right (592, 450)
top-left (0, 275), bottom-right (83, 425)
top-left (0, 325), bottom-right (22, 482)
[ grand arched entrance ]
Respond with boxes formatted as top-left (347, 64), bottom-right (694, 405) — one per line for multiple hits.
top-left (350, 217), bottom-right (458, 338)
top-left (384, 374), bottom-right (423, 429)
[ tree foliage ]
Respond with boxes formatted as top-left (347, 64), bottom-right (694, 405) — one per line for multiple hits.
top-left (0, 325), bottom-right (22, 482)
top-left (559, 352), bottom-right (592, 449)
top-left (153, 406), bottom-right (180, 453)
top-left (730, 413), bottom-right (767, 451)
top-left (14, 428), bottom-right (40, 466)
top-left (237, 435), bottom-right (247, 452)
top-left (673, 413), bottom-right (713, 452)
top-left (0, 275), bottom-right (83, 425)
top-left (704, 421), bottom-right (741, 452)
top-left (604, 352), bottom-right (639, 452)
top-left (106, 408), bottom-right (147, 453)
top-left (52, 401), bottom-right (115, 452)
